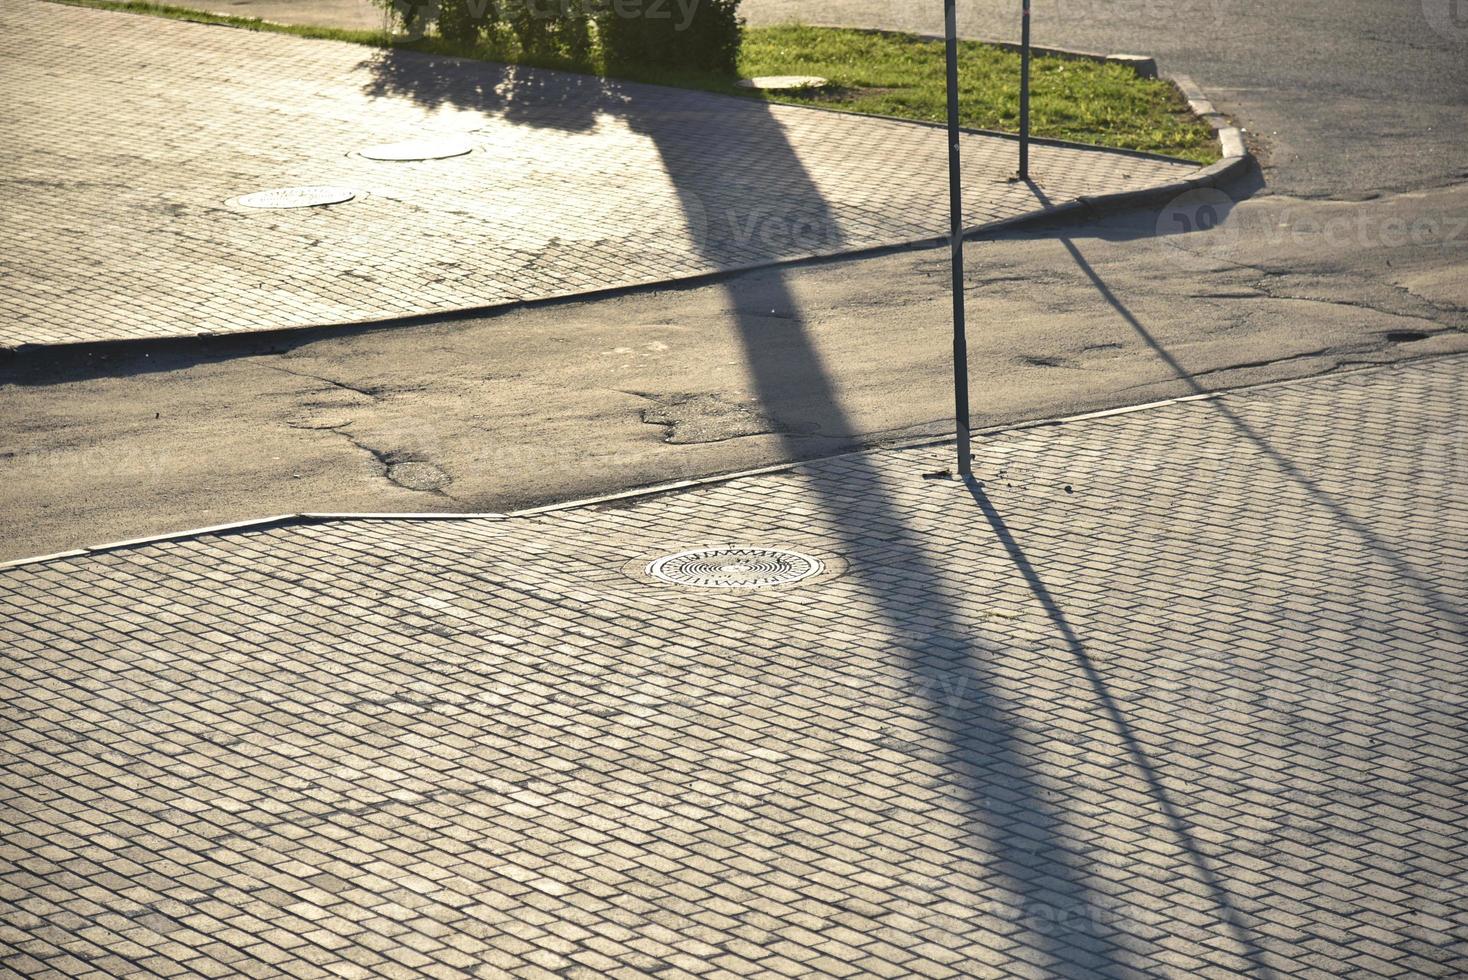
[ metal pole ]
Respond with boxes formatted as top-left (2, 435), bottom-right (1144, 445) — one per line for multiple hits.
top-left (944, 0), bottom-right (972, 477)
top-left (1019, 0), bottom-right (1031, 178)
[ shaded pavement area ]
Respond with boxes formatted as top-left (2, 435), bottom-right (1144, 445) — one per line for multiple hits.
top-left (3, 354), bottom-right (1465, 978)
top-left (1, 0), bottom-right (1196, 346)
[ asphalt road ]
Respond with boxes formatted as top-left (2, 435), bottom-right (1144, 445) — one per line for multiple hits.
top-left (4, 181), bottom-right (1465, 561)
top-left (742, 0), bottom-right (1468, 198)
top-left (3, 0), bottom-right (1465, 560)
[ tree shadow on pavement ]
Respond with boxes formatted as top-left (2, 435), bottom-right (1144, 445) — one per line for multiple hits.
top-left (357, 47), bottom-right (1284, 968)
top-left (358, 48), bottom-right (603, 131)
top-left (620, 91), bottom-right (1276, 973)
top-left (358, 46), bottom-right (920, 265)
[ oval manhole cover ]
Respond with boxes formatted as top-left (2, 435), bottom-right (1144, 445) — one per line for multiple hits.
top-left (234, 186), bottom-right (358, 209)
top-left (358, 137), bottom-right (476, 161)
top-left (646, 546), bottom-right (824, 589)
top-left (735, 75), bottom-right (829, 91)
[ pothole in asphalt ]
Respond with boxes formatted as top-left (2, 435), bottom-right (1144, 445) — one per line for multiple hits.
top-left (639, 392), bottom-right (813, 444)
top-left (231, 186), bottom-right (359, 209)
top-left (388, 461), bottom-right (451, 492)
top-left (357, 136), bottom-right (476, 161)
top-left (644, 546), bottom-right (825, 590)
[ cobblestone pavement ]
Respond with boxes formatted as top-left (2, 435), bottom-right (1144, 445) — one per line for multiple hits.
top-left (3, 354), bottom-right (1466, 978)
top-left (0, 0), bottom-right (1197, 347)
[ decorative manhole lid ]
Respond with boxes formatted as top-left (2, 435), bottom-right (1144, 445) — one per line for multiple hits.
top-left (646, 546), bottom-right (824, 589)
top-left (233, 186), bottom-right (358, 209)
top-left (358, 137), bottom-right (476, 161)
top-left (735, 75), bottom-right (829, 91)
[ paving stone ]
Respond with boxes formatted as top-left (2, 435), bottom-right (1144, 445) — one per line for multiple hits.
top-left (2, 357), bottom-right (1467, 977)
top-left (0, 0), bottom-right (1196, 347)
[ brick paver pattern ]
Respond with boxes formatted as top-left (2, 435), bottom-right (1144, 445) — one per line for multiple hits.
top-left (2, 354), bottom-right (1465, 977)
top-left (0, 0), bottom-right (1196, 346)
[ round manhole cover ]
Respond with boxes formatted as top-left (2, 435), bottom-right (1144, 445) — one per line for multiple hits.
top-left (646, 546), bottom-right (824, 589)
top-left (233, 186), bottom-right (358, 209)
top-left (358, 137), bottom-right (476, 161)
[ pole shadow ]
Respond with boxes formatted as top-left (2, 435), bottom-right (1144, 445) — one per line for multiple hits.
top-left (1057, 235), bottom-right (1461, 620)
top-left (963, 474), bottom-right (1279, 976)
top-left (359, 45), bottom-right (1283, 969)
top-left (619, 89), bottom-right (1276, 972)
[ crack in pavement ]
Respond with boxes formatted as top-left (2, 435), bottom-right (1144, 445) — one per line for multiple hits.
top-left (1182, 344), bottom-right (1397, 382)
top-left (269, 365), bottom-right (458, 499)
top-left (1253, 169), bottom-right (1468, 202)
top-left (270, 365), bottom-right (385, 399)
top-left (1393, 281), bottom-right (1467, 315)
top-left (1114, 340), bottom-right (1451, 392)
top-left (1242, 282), bottom-right (1460, 327)
top-left (1165, 250), bottom-right (1463, 330)
top-left (336, 429), bottom-right (459, 499)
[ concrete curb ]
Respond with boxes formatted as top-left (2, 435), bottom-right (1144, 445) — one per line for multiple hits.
top-left (1065, 72), bottom-right (1249, 219)
top-left (2, 137), bottom-right (1241, 361)
top-left (8, 352), bottom-right (1460, 573)
top-left (0, 511), bottom-right (508, 570)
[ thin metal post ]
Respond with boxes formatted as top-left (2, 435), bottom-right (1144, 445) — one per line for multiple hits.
top-left (1019, 0), bottom-right (1031, 179)
top-left (944, 0), bottom-right (972, 476)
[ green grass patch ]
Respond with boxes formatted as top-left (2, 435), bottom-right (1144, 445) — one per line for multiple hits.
top-left (49, 1), bottom-right (1217, 162)
top-left (735, 26), bottom-right (1217, 162)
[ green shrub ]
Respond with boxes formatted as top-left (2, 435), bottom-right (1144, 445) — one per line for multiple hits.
top-left (434, 0), bottom-right (484, 45)
top-left (377, 0), bottom-right (742, 74)
top-left (504, 1), bottom-right (592, 63)
top-left (379, 0), bottom-right (593, 64)
top-left (598, 0), bottom-right (742, 74)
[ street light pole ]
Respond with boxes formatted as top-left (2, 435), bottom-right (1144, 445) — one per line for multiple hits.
top-left (1019, 0), bottom-right (1031, 179)
top-left (944, 0), bottom-right (972, 477)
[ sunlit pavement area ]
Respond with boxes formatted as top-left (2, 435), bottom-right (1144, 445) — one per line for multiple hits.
top-left (0, 0), bottom-right (1198, 347)
top-left (2, 354), bottom-right (1464, 978)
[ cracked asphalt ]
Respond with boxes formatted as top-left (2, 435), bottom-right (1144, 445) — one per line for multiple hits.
top-left (1, 4), bottom-right (1466, 974)
top-left (4, 356), bottom-right (1466, 978)
top-left (3, 178), bottom-right (1465, 561)
top-left (1, 0), bottom-right (1465, 561)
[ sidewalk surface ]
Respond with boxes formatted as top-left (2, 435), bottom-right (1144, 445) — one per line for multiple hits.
top-left (3, 355), bottom-right (1464, 978)
top-left (0, 0), bottom-right (1197, 347)
top-left (195, 0), bottom-right (386, 30)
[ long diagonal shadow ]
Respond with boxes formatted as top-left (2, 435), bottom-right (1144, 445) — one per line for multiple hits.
top-left (711, 271), bottom-right (1111, 968)
top-left (963, 475), bottom-right (1278, 976)
top-left (1057, 236), bottom-right (1461, 619)
top-left (360, 54), bottom-right (1287, 964)
top-left (620, 92), bottom-right (1279, 971)
top-left (1015, 171), bottom-right (1458, 617)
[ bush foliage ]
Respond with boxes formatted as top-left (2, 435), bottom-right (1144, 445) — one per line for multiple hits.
top-left (598, 0), bottom-right (742, 75)
top-left (382, 0), bottom-right (742, 74)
